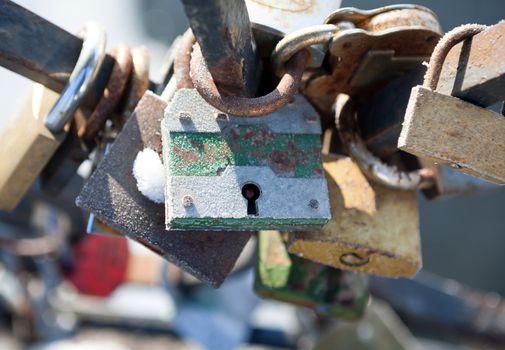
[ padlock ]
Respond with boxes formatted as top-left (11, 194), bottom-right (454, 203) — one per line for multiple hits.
top-left (287, 94), bottom-right (424, 278)
top-left (0, 23), bottom-right (106, 211)
top-left (399, 24), bottom-right (505, 184)
top-left (297, 4), bottom-right (443, 124)
top-left (162, 89), bottom-right (330, 231)
top-left (77, 91), bottom-right (252, 287)
top-left (254, 231), bottom-right (368, 320)
top-left (287, 155), bottom-right (421, 277)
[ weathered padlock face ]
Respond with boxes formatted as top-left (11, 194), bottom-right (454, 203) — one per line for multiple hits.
top-left (254, 231), bottom-right (368, 320)
top-left (302, 5), bottom-right (442, 121)
top-left (288, 155), bottom-right (421, 278)
top-left (162, 89), bottom-right (330, 231)
top-left (0, 84), bottom-right (66, 212)
top-left (399, 86), bottom-right (505, 184)
top-left (77, 92), bottom-right (251, 287)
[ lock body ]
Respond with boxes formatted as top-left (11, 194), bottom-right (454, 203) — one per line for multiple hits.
top-left (288, 155), bottom-right (421, 278)
top-left (162, 88), bottom-right (330, 231)
top-left (255, 231), bottom-right (368, 319)
top-left (77, 92), bottom-right (252, 287)
top-left (0, 85), bottom-right (66, 211)
top-left (399, 86), bottom-right (505, 184)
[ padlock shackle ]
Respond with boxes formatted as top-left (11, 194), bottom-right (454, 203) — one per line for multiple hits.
top-left (45, 22), bottom-right (106, 132)
top-left (336, 94), bottom-right (436, 191)
top-left (423, 24), bottom-right (486, 91)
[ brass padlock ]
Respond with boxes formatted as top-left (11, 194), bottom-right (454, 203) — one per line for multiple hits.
top-left (399, 24), bottom-right (505, 184)
top-left (0, 23), bottom-right (106, 211)
top-left (255, 231), bottom-right (369, 320)
top-left (287, 94), bottom-right (425, 278)
top-left (287, 155), bottom-right (421, 278)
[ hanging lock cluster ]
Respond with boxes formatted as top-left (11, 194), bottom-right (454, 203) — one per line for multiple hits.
top-left (2, 1), bottom-right (504, 320)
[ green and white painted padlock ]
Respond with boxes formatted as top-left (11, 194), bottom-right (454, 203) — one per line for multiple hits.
top-left (161, 89), bottom-right (330, 231)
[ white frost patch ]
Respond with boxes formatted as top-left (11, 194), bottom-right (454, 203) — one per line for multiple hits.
top-left (133, 148), bottom-right (165, 204)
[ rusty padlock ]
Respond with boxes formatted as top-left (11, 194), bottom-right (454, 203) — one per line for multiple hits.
top-left (255, 231), bottom-right (368, 320)
top-left (399, 24), bottom-right (505, 184)
top-left (291, 4), bottom-right (443, 125)
top-left (162, 30), bottom-right (330, 231)
top-left (287, 94), bottom-right (427, 278)
top-left (0, 23), bottom-right (106, 211)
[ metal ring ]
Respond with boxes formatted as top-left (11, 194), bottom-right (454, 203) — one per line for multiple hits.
top-left (189, 34), bottom-right (309, 117)
top-left (336, 94), bottom-right (436, 190)
top-left (122, 46), bottom-right (150, 118)
top-left (271, 24), bottom-right (340, 77)
top-left (45, 22), bottom-right (106, 132)
top-left (79, 44), bottom-right (133, 143)
top-left (175, 29), bottom-right (195, 90)
top-left (423, 24), bottom-right (487, 91)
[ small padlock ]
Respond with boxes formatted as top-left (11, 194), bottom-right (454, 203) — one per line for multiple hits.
top-left (254, 231), bottom-right (368, 320)
top-left (0, 23), bottom-right (105, 211)
top-left (399, 24), bottom-right (505, 184)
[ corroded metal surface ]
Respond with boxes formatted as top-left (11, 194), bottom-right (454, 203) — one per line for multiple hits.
top-left (255, 231), bottom-right (369, 319)
top-left (399, 24), bottom-right (505, 184)
top-left (162, 88), bottom-right (330, 231)
top-left (180, 0), bottom-right (258, 96)
top-left (336, 94), bottom-right (436, 191)
top-left (79, 44), bottom-right (133, 143)
top-left (288, 155), bottom-right (422, 278)
top-left (121, 46), bottom-right (150, 119)
top-left (76, 92), bottom-right (251, 287)
top-left (436, 22), bottom-right (505, 106)
top-left (174, 29), bottom-right (195, 90)
top-left (399, 86), bottom-right (505, 184)
top-left (302, 5), bottom-right (442, 121)
top-left (190, 37), bottom-right (309, 116)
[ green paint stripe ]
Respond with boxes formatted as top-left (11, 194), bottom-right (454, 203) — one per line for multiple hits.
top-left (166, 125), bottom-right (323, 177)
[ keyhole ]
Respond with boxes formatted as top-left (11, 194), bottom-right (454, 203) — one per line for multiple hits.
top-left (241, 183), bottom-right (261, 216)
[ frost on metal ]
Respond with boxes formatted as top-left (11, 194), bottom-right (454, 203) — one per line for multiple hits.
top-left (162, 88), bottom-right (330, 231)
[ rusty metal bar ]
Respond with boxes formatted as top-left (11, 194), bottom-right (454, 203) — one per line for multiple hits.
top-left (0, 0), bottom-right (113, 107)
top-left (180, 0), bottom-right (258, 96)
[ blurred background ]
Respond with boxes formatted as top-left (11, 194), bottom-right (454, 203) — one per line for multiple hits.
top-left (0, 0), bottom-right (505, 349)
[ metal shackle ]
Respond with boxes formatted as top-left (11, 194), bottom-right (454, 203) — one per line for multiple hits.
top-left (335, 94), bottom-right (436, 191)
top-left (45, 22), bottom-right (106, 132)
